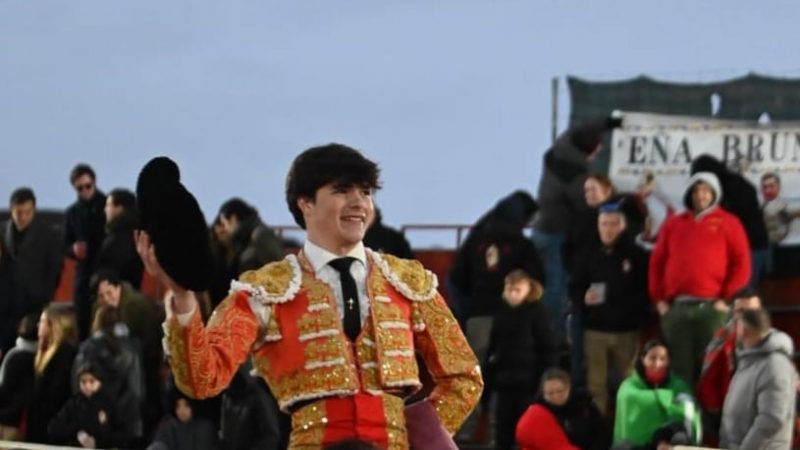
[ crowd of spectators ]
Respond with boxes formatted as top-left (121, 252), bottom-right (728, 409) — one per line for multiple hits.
top-left (0, 164), bottom-right (293, 449)
top-left (1, 123), bottom-right (798, 450)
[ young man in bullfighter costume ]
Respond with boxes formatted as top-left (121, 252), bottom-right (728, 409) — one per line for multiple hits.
top-left (135, 144), bottom-right (482, 450)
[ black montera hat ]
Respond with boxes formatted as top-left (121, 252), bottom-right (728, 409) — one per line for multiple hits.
top-left (136, 157), bottom-right (212, 291)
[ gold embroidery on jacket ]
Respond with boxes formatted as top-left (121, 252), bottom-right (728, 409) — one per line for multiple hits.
top-left (289, 400), bottom-right (328, 448)
top-left (413, 295), bottom-right (483, 433)
top-left (239, 258), bottom-right (295, 296)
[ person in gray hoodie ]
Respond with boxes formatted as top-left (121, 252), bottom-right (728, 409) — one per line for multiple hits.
top-left (720, 308), bottom-right (797, 450)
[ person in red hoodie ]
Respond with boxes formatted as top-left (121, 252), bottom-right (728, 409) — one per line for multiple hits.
top-left (649, 171), bottom-right (750, 388)
top-left (695, 288), bottom-right (761, 446)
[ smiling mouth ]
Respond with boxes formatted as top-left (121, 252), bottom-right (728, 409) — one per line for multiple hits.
top-left (342, 213), bottom-right (366, 221)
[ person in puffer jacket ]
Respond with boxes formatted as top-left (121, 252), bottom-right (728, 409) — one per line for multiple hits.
top-left (721, 308), bottom-right (797, 450)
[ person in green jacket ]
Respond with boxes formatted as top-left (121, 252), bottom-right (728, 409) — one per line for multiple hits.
top-left (613, 339), bottom-right (701, 447)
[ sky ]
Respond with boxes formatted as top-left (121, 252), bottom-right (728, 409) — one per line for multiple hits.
top-left (2, 0), bottom-right (799, 247)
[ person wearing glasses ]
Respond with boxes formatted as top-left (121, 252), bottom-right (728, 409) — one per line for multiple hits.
top-left (64, 163), bottom-right (106, 340)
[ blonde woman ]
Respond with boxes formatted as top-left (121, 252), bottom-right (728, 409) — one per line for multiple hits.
top-left (26, 303), bottom-right (77, 444)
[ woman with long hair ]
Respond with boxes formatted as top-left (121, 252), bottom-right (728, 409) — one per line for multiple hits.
top-left (26, 303), bottom-right (78, 444)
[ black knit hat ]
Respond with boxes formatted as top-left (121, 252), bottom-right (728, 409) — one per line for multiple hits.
top-left (136, 157), bottom-right (212, 291)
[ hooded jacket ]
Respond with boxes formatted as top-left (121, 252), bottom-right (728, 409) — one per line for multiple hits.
top-left (450, 191), bottom-right (544, 318)
top-left (720, 329), bottom-right (797, 450)
top-left (649, 172), bottom-right (751, 302)
top-left (691, 155), bottom-right (768, 250)
top-left (533, 118), bottom-right (617, 234)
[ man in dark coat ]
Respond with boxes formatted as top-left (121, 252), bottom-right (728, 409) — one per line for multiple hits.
top-left (218, 197), bottom-right (284, 275)
top-left (0, 239), bottom-right (24, 355)
top-left (569, 201), bottom-right (651, 413)
top-left (363, 208), bottom-right (414, 259)
top-left (1, 187), bottom-right (63, 316)
top-left (64, 164), bottom-right (107, 340)
top-left (220, 363), bottom-right (283, 450)
top-left (96, 188), bottom-right (144, 289)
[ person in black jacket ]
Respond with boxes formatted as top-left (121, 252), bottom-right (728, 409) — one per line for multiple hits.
top-left (0, 238), bottom-right (24, 355)
top-left (148, 395), bottom-right (221, 450)
top-left (1, 187), bottom-right (63, 317)
top-left (220, 363), bottom-right (283, 450)
top-left (218, 197), bottom-right (284, 275)
top-left (73, 305), bottom-right (145, 445)
top-left (48, 363), bottom-right (127, 448)
top-left (449, 190), bottom-right (544, 361)
top-left (363, 208), bottom-right (414, 259)
top-left (691, 155), bottom-right (768, 286)
top-left (484, 269), bottom-right (557, 450)
top-left (569, 201), bottom-right (651, 414)
top-left (96, 188), bottom-right (144, 289)
top-left (0, 315), bottom-right (38, 441)
top-left (64, 164), bottom-right (107, 340)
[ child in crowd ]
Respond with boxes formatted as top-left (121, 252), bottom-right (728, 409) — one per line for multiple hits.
top-left (484, 269), bottom-right (557, 450)
top-left (148, 394), bottom-right (220, 450)
top-left (48, 363), bottom-right (125, 448)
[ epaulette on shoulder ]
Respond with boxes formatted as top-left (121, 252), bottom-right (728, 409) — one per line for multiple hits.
top-left (230, 254), bottom-right (301, 304)
top-left (371, 250), bottom-right (438, 302)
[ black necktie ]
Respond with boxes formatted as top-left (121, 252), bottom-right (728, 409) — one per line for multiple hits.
top-left (328, 257), bottom-right (361, 341)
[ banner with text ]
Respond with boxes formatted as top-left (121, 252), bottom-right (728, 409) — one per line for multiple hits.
top-left (610, 111), bottom-right (800, 245)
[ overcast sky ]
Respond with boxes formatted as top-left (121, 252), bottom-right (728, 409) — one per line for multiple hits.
top-left (1, 0), bottom-right (799, 246)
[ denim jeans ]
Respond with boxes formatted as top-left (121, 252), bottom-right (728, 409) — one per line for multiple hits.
top-left (530, 231), bottom-right (567, 334)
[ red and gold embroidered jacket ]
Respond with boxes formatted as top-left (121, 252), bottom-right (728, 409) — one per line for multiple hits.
top-left (164, 249), bottom-right (482, 440)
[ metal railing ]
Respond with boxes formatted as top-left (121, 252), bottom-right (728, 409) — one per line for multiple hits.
top-left (271, 224), bottom-right (477, 249)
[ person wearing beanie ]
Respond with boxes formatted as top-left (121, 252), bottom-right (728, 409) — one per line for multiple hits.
top-left (569, 201), bottom-right (651, 414)
top-left (531, 116), bottom-right (622, 339)
top-left (649, 171), bottom-right (750, 387)
top-left (137, 146), bottom-right (482, 449)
